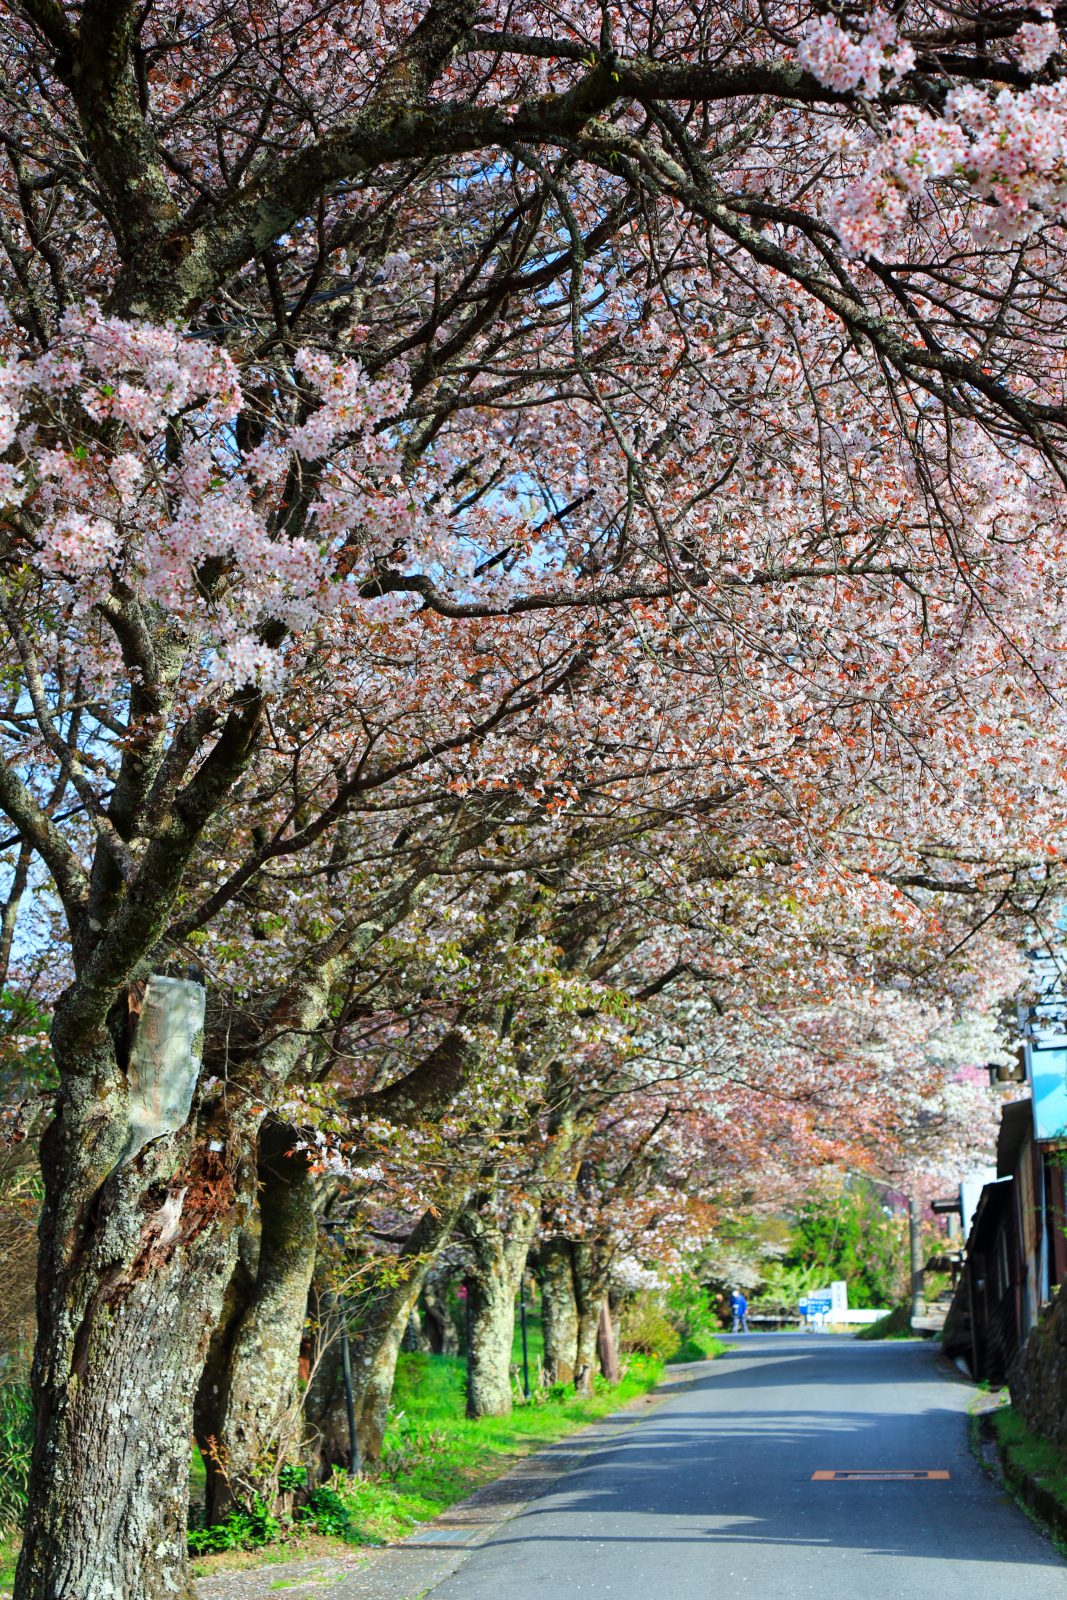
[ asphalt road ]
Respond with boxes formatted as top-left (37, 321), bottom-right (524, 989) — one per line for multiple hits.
top-left (427, 1333), bottom-right (1067, 1600)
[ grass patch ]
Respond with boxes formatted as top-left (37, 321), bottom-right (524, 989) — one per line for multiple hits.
top-left (854, 1304), bottom-right (914, 1341)
top-left (190, 1442), bottom-right (207, 1499)
top-left (0, 1535), bottom-right (17, 1597)
top-left (993, 1407), bottom-right (1067, 1508)
top-left (671, 1332), bottom-right (728, 1363)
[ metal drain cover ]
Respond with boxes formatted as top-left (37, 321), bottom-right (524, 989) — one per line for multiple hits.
top-left (812, 1469), bottom-right (950, 1481)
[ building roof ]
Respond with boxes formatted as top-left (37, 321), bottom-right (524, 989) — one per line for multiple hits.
top-left (971, 1176), bottom-right (1014, 1251)
top-left (997, 1097), bottom-right (1034, 1178)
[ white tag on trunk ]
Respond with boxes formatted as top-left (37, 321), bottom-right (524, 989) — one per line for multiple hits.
top-left (121, 975), bottom-right (205, 1164)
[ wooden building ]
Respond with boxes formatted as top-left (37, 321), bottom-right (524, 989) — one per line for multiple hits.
top-left (941, 1098), bottom-right (1067, 1384)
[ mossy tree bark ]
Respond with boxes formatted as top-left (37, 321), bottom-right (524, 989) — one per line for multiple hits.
top-left (351, 1200), bottom-right (466, 1466)
top-left (195, 1226), bottom-right (259, 1511)
top-left (195, 1121), bottom-right (321, 1522)
top-left (463, 1201), bottom-right (539, 1418)
top-left (539, 1235), bottom-right (580, 1386)
top-left (573, 1237), bottom-right (612, 1396)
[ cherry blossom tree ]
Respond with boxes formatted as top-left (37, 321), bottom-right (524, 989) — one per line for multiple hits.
top-left (5, 2), bottom-right (1067, 1594)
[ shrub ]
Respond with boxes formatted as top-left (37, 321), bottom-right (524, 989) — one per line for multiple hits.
top-left (296, 1483), bottom-right (354, 1539)
top-left (663, 1270), bottom-right (717, 1344)
top-left (673, 1332), bottom-right (727, 1363)
top-left (619, 1292), bottom-right (679, 1361)
top-left (278, 1462), bottom-right (308, 1494)
top-left (187, 1497), bottom-right (282, 1555)
top-left (855, 1303), bottom-right (913, 1341)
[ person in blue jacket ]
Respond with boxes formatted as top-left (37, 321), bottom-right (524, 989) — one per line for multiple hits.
top-left (730, 1289), bottom-right (750, 1333)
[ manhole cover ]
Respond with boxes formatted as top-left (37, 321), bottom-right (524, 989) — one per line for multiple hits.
top-left (812, 1469), bottom-right (950, 1481)
top-left (404, 1527), bottom-right (478, 1545)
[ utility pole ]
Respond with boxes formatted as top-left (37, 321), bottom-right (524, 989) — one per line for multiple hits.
top-left (909, 1194), bottom-right (926, 1323)
top-left (324, 1218), bottom-right (360, 1478)
top-left (464, 1276), bottom-right (474, 1416)
top-left (519, 1274), bottom-right (531, 1401)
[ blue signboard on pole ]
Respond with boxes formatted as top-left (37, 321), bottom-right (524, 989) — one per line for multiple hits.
top-left (1022, 950), bottom-right (1067, 1141)
top-left (1025, 1043), bottom-right (1067, 1140)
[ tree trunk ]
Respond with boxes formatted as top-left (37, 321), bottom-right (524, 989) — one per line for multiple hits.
top-left (18, 983), bottom-right (253, 1600)
top-left (196, 1123), bottom-right (319, 1521)
top-left (572, 1240), bottom-right (607, 1396)
top-left (351, 1274), bottom-right (427, 1468)
top-left (909, 1193), bottom-right (926, 1323)
top-left (464, 1205), bottom-right (537, 1419)
top-left (305, 1199), bottom-right (463, 1474)
top-left (540, 1236), bottom-right (579, 1386)
top-left (421, 1264), bottom-right (460, 1355)
top-left (597, 1296), bottom-right (620, 1383)
top-left (194, 1222), bottom-right (259, 1518)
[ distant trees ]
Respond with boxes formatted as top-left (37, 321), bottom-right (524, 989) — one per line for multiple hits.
top-left (785, 1185), bottom-right (906, 1311)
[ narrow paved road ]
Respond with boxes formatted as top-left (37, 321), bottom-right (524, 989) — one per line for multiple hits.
top-left (429, 1334), bottom-right (1067, 1600)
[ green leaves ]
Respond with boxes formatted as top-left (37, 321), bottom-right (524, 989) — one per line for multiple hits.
top-left (187, 1497), bottom-right (282, 1554)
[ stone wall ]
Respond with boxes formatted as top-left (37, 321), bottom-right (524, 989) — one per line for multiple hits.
top-left (1010, 1287), bottom-right (1067, 1451)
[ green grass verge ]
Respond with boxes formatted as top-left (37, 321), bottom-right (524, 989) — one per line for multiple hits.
top-left (854, 1304), bottom-right (914, 1341)
top-left (0, 1537), bottom-right (16, 1595)
top-left (992, 1403), bottom-right (1067, 1548)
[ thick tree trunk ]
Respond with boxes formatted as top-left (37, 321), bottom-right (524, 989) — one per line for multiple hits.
top-left (351, 1282), bottom-right (423, 1467)
top-left (17, 986), bottom-right (252, 1600)
top-left (305, 1200), bottom-right (463, 1474)
top-left (539, 1236), bottom-right (580, 1386)
top-left (196, 1123), bottom-right (319, 1521)
top-left (194, 1222), bottom-right (259, 1515)
top-left (572, 1240), bottom-right (608, 1396)
top-left (464, 1205), bottom-right (538, 1418)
